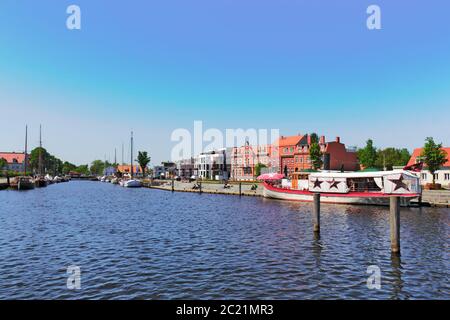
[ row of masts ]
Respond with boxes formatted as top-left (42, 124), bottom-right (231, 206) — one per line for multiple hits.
top-left (22, 126), bottom-right (136, 177)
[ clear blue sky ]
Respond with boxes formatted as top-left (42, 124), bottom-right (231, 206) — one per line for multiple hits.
top-left (1, 0), bottom-right (449, 165)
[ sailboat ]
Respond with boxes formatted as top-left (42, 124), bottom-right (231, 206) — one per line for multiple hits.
top-left (123, 131), bottom-right (142, 188)
top-left (11, 125), bottom-right (35, 190)
top-left (35, 125), bottom-right (48, 188)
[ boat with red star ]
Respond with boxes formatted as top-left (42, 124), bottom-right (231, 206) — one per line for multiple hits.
top-left (261, 170), bottom-right (421, 206)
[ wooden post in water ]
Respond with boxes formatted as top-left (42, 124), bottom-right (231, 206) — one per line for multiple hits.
top-left (313, 193), bottom-right (320, 233)
top-left (239, 182), bottom-right (242, 196)
top-left (390, 196), bottom-right (400, 254)
top-left (6, 171), bottom-right (10, 187)
top-left (199, 181), bottom-right (202, 194)
top-left (171, 178), bottom-right (175, 192)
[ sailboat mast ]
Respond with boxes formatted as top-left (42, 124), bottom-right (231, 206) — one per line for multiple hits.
top-left (114, 148), bottom-right (117, 165)
top-left (130, 131), bottom-right (134, 177)
top-left (24, 125), bottom-right (28, 175)
top-left (38, 124), bottom-right (43, 175)
top-left (122, 142), bottom-right (124, 165)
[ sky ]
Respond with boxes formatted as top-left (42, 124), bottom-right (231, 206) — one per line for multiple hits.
top-left (0, 0), bottom-right (449, 166)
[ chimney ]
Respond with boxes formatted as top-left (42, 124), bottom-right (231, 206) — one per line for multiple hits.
top-left (336, 136), bottom-right (340, 143)
top-left (319, 135), bottom-right (325, 144)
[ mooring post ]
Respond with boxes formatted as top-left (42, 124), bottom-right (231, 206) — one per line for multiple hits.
top-left (171, 178), bottom-right (175, 192)
top-left (6, 172), bottom-right (10, 187)
top-left (390, 196), bottom-right (400, 254)
top-left (199, 181), bottom-right (202, 194)
top-left (239, 182), bottom-right (242, 196)
top-left (313, 193), bottom-right (320, 233)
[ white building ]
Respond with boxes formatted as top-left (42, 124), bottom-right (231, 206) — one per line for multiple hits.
top-left (195, 148), bottom-right (231, 180)
top-left (407, 147), bottom-right (450, 188)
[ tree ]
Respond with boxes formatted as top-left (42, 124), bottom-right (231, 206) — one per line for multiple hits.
top-left (75, 165), bottom-right (90, 175)
top-left (62, 161), bottom-right (77, 175)
top-left (308, 133), bottom-right (323, 170)
top-left (137, 151), bottom-right (151, 176)
top-left (375, 148), bottom-right (411, 170)
top-left (357, 139), bottom-right (378, 169)
top-left (421, 137), bottom-right (448, 186)
top-left (90, 160), bottom-right (105, 175)
top-left (0, 158), bottom-right (7, 170)
top-left (254, 163), bottom-right (267, 177)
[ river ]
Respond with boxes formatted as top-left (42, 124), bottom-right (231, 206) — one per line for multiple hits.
top-left (0, 181), bottom-right (448, 299)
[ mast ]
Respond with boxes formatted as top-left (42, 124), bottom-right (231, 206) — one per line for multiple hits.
top-left (24, 125), bottom-right (28, 175)
top-left (38, 124), bottom-right (43, 175)
top-left (121, 142), bottom-right (124, 165)
top-left (114, 148), bottom-right (117, 165)
top-left (130, 131), bottom-right (134, 177)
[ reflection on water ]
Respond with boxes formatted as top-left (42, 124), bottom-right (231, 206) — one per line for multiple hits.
top-left (0, 181), bottom-right (448, 299)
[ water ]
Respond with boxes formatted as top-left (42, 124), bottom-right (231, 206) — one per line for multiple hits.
top-left (0, 181), bottom-right (448, 299)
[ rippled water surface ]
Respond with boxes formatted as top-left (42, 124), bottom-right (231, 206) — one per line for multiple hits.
top-left (0, 181), bottom-right (448, 299)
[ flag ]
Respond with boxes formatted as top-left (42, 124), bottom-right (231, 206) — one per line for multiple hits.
top-left (403, 162), bottom-right (423, 172)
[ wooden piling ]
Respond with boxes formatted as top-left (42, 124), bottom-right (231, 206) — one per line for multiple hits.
top-left (199, 181), bottom-right (202, 194)
top-left (239, 182), bottom-right (242, 196)
top-left (6, 172), bottom-right (10, 187)
top-left (390, 196), bottom-right (400, 254)
top-left (313, 193), bottom-right (320, 233)
top-left (171, 178), bottom-right (175, 192)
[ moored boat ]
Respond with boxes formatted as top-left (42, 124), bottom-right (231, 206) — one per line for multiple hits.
top-left (34, 176), bottom-right (48, 188)
top-left (10, 176), bottom-right (35, 190)
top-left (260, 170), bottom-right (421, 206)
top-left (123, 179), bottom-right (142, 188)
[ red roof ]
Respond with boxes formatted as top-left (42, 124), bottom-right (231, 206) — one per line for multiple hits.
top-left (0, 152), bottom-right (27, 164)
top-left (276, 135), bottom-right (304, 147)
top-left (407, 147), bottom-right (450, 167)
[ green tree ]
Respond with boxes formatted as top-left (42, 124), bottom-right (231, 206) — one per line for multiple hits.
top-left (357, 139), bottom-right (378, 169)
top-left (308, 132), bottom-right (323, 170)
top-left (0, 158), bottom-right (7, 170)
top-left (90, 160), bottom-right (106, 175)
top-left (421, 137), bottom-right (448, 186)
top-left (75, 165), bottom-right (90, 175)
top-left (254, 163), bottom-right (267, 177)
top-left (137, 151), bottom-right (151, 176)
top-left (62, 161), bottom-right (77, 175)
top-left (29, 147), bottom-right (51, 173)
top-left (375, 148), bottom-right (411, 170)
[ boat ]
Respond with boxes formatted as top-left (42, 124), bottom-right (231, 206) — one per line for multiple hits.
top-left (34, 176), bottom-right (48, 188)
top-left (120, 131), bottom-right (142, 188)
top-left (45, 174), bottom-right (54, 184)
top-left (34, 125), bottom-right (48, 188)
top-left (10, 176), bottom-right (35, 190)
top-left (53, 176), bottom-right (62, 183)
top-left (123, 179), bottom-right (142, 188)
top-left (260, 170), bottom-right (421, 206)
top-left (110, 177), bottom-right (119, 185)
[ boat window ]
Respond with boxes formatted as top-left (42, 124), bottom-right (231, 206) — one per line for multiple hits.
top-left (347, 178), bottom-right (382, 192)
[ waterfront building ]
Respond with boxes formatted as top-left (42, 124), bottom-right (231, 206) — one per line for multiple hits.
top-left (0, 152), bottom-right (29, 172)
top-left (103, 166), bottom-right (117, 176)
top-left (117, 165), bottom-right (142, 176)
top-left (153, 162), bottom-right (177, 179)
top-left (230, 142), bottom-right (278, 181)
top-left (277, 134), bottom-right (359, 175)
top-left (195, 148), bottom-right (231, 180)
top-left (175, 157), bottom-right (197, 179)
top-left (407, 147), bottom-right (450, 188)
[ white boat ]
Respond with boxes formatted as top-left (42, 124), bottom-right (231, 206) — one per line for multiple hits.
top-left (111, 177), bottom-right (119, 184)
top-left (53, 176), bottom-right (62, 183)
top-left (261, 170), bottom-right (421, 206)
top-left (123, 179), bottom-right (142, 188)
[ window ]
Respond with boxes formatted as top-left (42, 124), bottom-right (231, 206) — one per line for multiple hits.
top-left (445, 173), bottom-right (449, 180)
top-left (434, 173), bottom-right (439, 181)
top-left (421, 173), bottom-right (427, 180)
top-left (290, 147), bottom-right (294, 153)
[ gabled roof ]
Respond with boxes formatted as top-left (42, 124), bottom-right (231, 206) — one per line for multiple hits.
top-left (0, 152), bottom-right (27, 164)
top-left (276, 135), bottom-right (304, 147)
top-left (407, 147), bottom-right (450, 167)
top-left (117, 165), bottom-right (143, 173)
